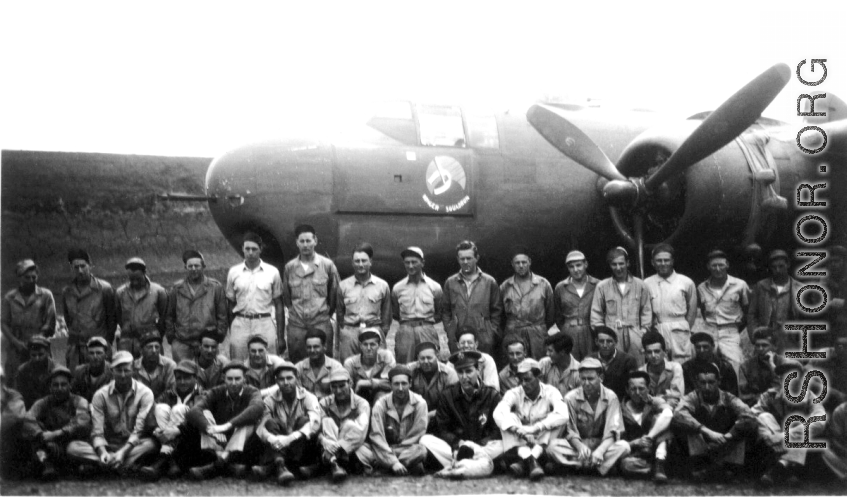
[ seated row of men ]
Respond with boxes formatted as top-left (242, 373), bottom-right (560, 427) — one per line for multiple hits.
top-left (3, 323), bottom-right (846, 486)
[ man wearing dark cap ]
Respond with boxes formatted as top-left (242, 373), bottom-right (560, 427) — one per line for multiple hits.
top-left (343, 328), bottom-right (396, 404)
top-left (748, 249), bottom-right (804, 353)
top-left (738, 327), bottom-right (798, 406)
top-left (67, 351), bottom-right (158, 475)
top-left (282, 224), bottom-right (340, 363)
top-left (226, 231), bottom-right (284, 362)
top-left (753, 363), bottom-right (826, 486)
top-left (539, 332), bottom-right (581, 398)
top-left (253, 360), bottom-right (322, 485)
top-left (70, 336), bottom-right (113, 402)
top-left (644, 244), bottom-right (698, 364)
top-left (391, 246), bottom-right (444, 364)
top-left (672, 362), bottom-right (756, 481)
top-left (2, 258), bottom-right (56, 386)
top-left (22, 366), bottom-right (91, 479)
top-left (638, 331), bottom-right (684, 408)
top-left (499, 336), bottom-right (528, 394)
top-left (336, 243), bottom-right (392, 363)
top-left (358, 365), bottom-right (428, 475)
top-left (15, 336), bottom-right (55, 409)
top-left (589, 326), bottom-right (637, 400)
top-left (500, 246), bottom-right (555, 362)
top-left (442, 240), bottom-right (503, 357)
top-left (244, 333), bottom-right (286, 396)
top-left (115, 257), bottom-right (168, 358)
top-left (421, 350), bottom-right (504, 478)
top-left (62, 248), bottom-right (116, 370)
top-left (590, 247), bottom-right (653, 367)
top-left (682, 332), bottom-right (738, 396)
top-left (550, 358), bottom-right (630, 476)
top-left (319, 368), bottom-right (371, 482)
top-left (166, 249), bottom-right (227, 362)
top-left (184, 361), bottom-right (264, 479)
top-left (194, 329), bottom-right (228, 389)
top-left (618, 370), bottom-right (672, 483)
top-left (554, 250), bottom-right (600, 361)
top-left (457, 327), bottom-right (499, 390)
top-left (697, 249), bottom-right (750, 374)
top-left (294, 329), bottom-right (345, 400)
top-left (408, 341), bottom-right (458, 427)
top-left (132, 331), bottom-right (176, 399)
top-left (493, 358), bottom-right (568, 481)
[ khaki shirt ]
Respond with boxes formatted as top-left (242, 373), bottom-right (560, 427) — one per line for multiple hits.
top-left (319, 392), bottom-right (370, 450)
top-left (344, 349), bottom-right (396, 387)
top-left (226, 261), bottom-right (283, 315)
top-left (115, 278), bottom-right (168, 338)
top-left (590, 275), bottom-right (653, 334)
top-left (554, 276), bottom-right (599, 330)
top-left (337, 275), bottom-right (392, 334)
top-left (539, 355), bottom-right (581, 398)
top-left (498, 365), bottom-right (521, 395)
top-left (493, 383), bottom-right (568, 433)
top-left (638, 359), bottom-right (684, 406)
top-left (644, 271), bottom-right (698, 329)
top-left (90, 379), bottom-right (154, 448)
top-left (166, 276), bottom-right (227, 343)
top-left (257, 386), bottom-right (321, 442)
top-left (244, 354), bottom-right (286, 392)
top-left (2, 286), bottom-right (57, 340)
top-left (24, 393), bottom-right (91, 441)
top-left (294, 356), bottom-right (346, 400)
top-left (564, 385), bottom-right (624, 444)
top-left (62, 277), bottom-right (116, 343)
top-left (748, 277), bottom-right (803, 333)
top-left (697, 276), bottom-right (749, 327)
top-left (500, 273), bottom-right (555, 330)
top-left (282, 255), bottom-right (339, 326)
top-left (132, 354), bottom-right (176, 400)
top-left (195, 353), bottom-right (228, 389)
top-left (369, 392), bottom-right (428, 467)
top-left (391, 274), bottom-right (443, 323)
top-left (407, 361), bottom-right (458, 409)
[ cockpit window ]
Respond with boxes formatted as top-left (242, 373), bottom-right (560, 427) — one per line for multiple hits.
top-left (417, 104), bottom-right (466, 147)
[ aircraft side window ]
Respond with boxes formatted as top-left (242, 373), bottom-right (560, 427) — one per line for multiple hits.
top-left (466, 114), bottom-right (499, 149)
top-left (417, 104), bottom-right (466, 147)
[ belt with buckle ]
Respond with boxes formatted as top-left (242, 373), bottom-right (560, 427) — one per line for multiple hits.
top-left (235, 312), bottom-right (271, 320)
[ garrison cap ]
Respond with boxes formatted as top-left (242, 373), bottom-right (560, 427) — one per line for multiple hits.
top-left (706, 249), bottom-right (728, 262)
top-left (565, 250), bottom-right (586, 264)
top-left (579, 357), bottom-right (604, 373)
top-left (690, 331), bottom-right (715, 346)
top-left (273, 360), bottom-right (298, 377)
top-left (329, 369), bottom-right (352, 383)
top-left (516, 358), bottom-right (541, 375)
top-left (358, 328), bottom-right (382, 343)
top-left (768, 249), bottom-right (790, 263)
top-left (125, 257), bottom-right (146, 271)
top-left (140, 331), bottom-right (163, 347)
top-left (182, 249), bottom-right (205, 264)
top-left (221, 361), bottom-right (249, 374)
top-left (28, 336), bottom-right (50, 350)
top-left (67, 248), bottom-right (91, 264)
top-left (111, 351), bottom-right (134, 368)
top-left (16, 259), bottom-right (37, 276)
top-left (400, 246), bottom-right (424, 260)
top-left (175, 360), bottom-right (199, 376)
top-left (247, 334), bottom-right (269, 348)
top-left (448, 350), bottom-right (482, 370)
top-left (414, 341), bottom-right (439, 357)
top-left (49, 366), bottom-right (73, 382)
top-left (388, 365), bottom-right (413, 381)
top-left (86, 336), bottom-right (109, 349)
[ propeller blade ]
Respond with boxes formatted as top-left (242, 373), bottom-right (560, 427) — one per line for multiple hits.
top-left (527, 104), bottom-right (627, 181)
top-left (645, 63), bottom-right (791, 190)
top-left (633, 213), bottom-right (645, 279)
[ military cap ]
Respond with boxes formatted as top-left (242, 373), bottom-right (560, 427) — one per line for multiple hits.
top-left (28, 336), bottom-right (50, 350)
top-left (706, 249), bottom-right (728, 262)
top-left (87, 336), bottom-right (110, 349)
top-left (49, 366), bottom-right (73, 382)
top-left (199, 329), bottom-right (221, 343)
top-left (140, 331), bottom-right (163, 347)
top-left (690, 331), bottom-right (715, 346)
top-left (516, 358), bottom-right (541, 375)
top-left (125, 257), bottom-right (146, 270)
top-left (16, 259), bottom-right (37, 276)
top-left (111, 350), bottom-right (134, 368)
top-left (329, 369), bottom-right (352, 383)
top-left (594, 326), bottom-right (618, 342)
top-left (414, 341), bottom-right (439, 357)
top-left (400, 246), bottom-right (424, 260)
top-left (182, 249), bottom-right (205, 265)
top-left (273, 360), bottom-right (298, 377)
top-left (768, 249), bottom-right (790, 263)
top-left (221, 361), bottom-right (249, 374)
top-left (358, 328), bottom-right (382, 343)
top-left (449, 350), bottom-right (482, 370)
top-left (388, 365), bottom-right (413, 381)
top-left (174, 360), bottom-right (199, 376)
top-left (247, 334), bottom-right (269, 348)
top-left (565, 250), bottom-right (586, 264)
top-left (579, 357), bottom-right (604, 372)
top-left (67, 248), bottom-right (91, 264)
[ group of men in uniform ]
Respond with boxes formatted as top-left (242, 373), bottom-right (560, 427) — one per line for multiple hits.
top-left (2, 227), bottom-right (846, 486)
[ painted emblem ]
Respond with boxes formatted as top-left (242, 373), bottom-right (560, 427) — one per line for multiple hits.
top-left (422, 156), bottom-right (470, 213)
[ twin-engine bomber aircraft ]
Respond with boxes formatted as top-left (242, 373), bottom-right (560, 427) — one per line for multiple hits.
top-left (162, 63), bottom-right (846, 282)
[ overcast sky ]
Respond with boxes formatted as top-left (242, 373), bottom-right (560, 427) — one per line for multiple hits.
top-left (1, 0), bottom-right (845, 157)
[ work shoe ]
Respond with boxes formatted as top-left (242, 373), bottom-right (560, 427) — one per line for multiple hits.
top-left (188, 463), bottom-right (217, 480)
top-left (508, 461), bottom-right (526, 478)
top-left (298, 464), bottom-right (320, 479)
top-left (527, 456), bottom-right (545, 481)
top-left (228, 463), bottom-right (248, 479)
top-left (167, 459), bottom-right (183, 479)
top-left (330, 461), bottom-right (347, 483)
top-left (276, 466), bottom-right (295, 486)
top-left (250, 464), bottom-right (272, 480)
top-left (139, 456), bottom-right (170, 482)
top-left (653, 459), bottom-right (668, 484)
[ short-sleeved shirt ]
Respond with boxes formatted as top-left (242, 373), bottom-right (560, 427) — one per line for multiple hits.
top-left (226, 261), bottom-right (283, 315)
top-left (337, 275), bottom-right (392, 333)
top-left (391, 274), bottom-right (443, 323)
top-left (697, 276), bottom-right (749, 327)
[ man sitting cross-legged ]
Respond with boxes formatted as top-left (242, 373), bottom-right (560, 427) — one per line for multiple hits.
top-left (318, 368), bottom-right (371, 483)
top-left (618, 370), bottom-right (673, 483)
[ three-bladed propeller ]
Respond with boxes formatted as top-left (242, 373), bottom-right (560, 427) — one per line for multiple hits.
top-left (527, 63), bottom-right (791, 276)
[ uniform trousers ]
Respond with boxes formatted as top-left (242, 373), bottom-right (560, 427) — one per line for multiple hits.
top-left (394, 321), bottom-right (438, 364)
top-left (654, 321), bottom-right (693, 364)
top-left (704, 323), bottom-right (743, 376)
top-left (547, 437), bottom-right (631, 475)
top-left (67, 438), bottom-right (158, 469)
top-left (170, 339), bottom-right (200, 362)
top-left (227, 316), bottom-right (278, 362)
top-left (502, 323), bottom-right (548, 361)
top-left (357, 442), bottom-right (427, 472)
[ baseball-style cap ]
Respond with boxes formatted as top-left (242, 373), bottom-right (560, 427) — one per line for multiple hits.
top-left (706, 249), bottom-right (728, 262)
top-left (448, 350), bottom-right (481, 370)
top-left (140, 331), bottom-right (163, 347)
top-left (87, 336), bottom-right (110, 349)
top-left (272, 360), bottom-right (298, 377)
top-left (49, 366), bottom-right (73, 382)
top-left (400, 247), bottom-right (424, 260)
top-left (565, 251), bottom-right (586, 264)
top-left (358, 328), bottom-right (382, 343)
top-left (579, 357), bottom-right (604, 372)
top-left (516, 358), bottom-right (541, 375)
top-left (67, 248), bottom-right (91, 264)
top-left (768, 249), bottom-right (790, 263)
top-left (28, 336), bottom-right (50, 350)
top-left (125, 257), bottom-right (146, 270)
top-left (175, 360), bottom-right (199, 376)
top-left (329, 369), bottom-right (352, 383)
top-left (111, 351), bottom-right (134, 368)
top-left (16, 259), bottom-right (37, 276)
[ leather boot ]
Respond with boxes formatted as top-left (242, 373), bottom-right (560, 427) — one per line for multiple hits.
top-left (275, 457), bottom-right (295, 486)
top-left (251, 464), bottom-right (273, 480)
top-left (527, 456), bottom-right (545, 481)
top-left (653, 459), bottom-right (668, 484)
top-left (228, 463), bottom-right (248, 479)
top-left (188, 462), bottom-right (217, 480)
top-left (139, 455), bottom-right (170, 482)
top-left (330, 460), bottom-right (347, 483)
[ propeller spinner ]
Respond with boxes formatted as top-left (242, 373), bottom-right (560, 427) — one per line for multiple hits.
top-left (527, 63), bottom-right (791, 277)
